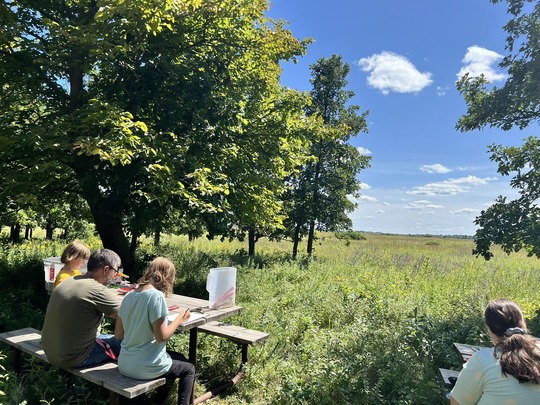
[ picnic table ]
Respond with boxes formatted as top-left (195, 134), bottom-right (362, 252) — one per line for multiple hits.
top-left (439, 343), bottom-right (488, 389)
top-left (165, 293), bottom-right (244, 365)
top-left (453, 342), bottom-right (486, 362)
top-left (1, 291), bottom-right (267, 405)
top-left (147, 293), bottom-right (268, 404)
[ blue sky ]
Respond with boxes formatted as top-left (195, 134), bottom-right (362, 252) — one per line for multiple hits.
top-left (266, 0), bottom-right (530, 236)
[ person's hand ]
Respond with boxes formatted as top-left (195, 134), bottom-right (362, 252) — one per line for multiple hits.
top-left (180, 308), bottom-right (191, 322)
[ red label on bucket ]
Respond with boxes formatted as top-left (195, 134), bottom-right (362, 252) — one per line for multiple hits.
top-left (49, 266), bottom-right (55, 281)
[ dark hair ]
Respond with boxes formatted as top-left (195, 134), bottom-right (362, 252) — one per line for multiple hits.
top-left (485, 299), bottom-right (540, 383)
top-left (87, 249), bottom-right (121, 273)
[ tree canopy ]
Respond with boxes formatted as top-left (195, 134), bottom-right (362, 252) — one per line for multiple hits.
top-left (0, 0), bottom-right (310, 269)
top-left (456, 0), bottom-right (540, 259)
top-left (283, 55), bottom-right (370, 258)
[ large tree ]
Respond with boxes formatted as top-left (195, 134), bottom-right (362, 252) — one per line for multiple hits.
top-left (284, 55), bottom-right (370, 258)
top-left (0, 0), bottom-right (308, 271)
top-left (456, 0), bottom-right (540, 259)
top-left (205, 88), bottom-right (313, 256)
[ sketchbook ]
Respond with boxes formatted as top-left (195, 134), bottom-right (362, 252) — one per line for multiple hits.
top-left (168, 311), bottom-right (209, 325)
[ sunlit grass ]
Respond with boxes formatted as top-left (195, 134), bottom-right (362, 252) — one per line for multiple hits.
top-left (1, 232), bottom-right (539, 404)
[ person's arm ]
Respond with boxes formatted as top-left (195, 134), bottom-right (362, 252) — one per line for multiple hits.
top-left (151, 308), bottom-right (191, 343)
top-left (450, 351), bottom-right (486, 405)
top-left (114, 316), bottom-right (124, 340)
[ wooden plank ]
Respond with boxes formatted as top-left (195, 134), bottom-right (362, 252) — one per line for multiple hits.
top-left (0, 328), bottom-right (165, 399)
top-left (0, 328), bottom-right (47, 362)
top-left (75, 363), bottom-right (165, 399)
top-left (453, 342), bottom-right (486, 362)
top-left (439, 368), bottom-right (460, 387)
top-left (198, 322), bottom-right (269, 345)
top-left (166, 295), bottom-right (244, 332)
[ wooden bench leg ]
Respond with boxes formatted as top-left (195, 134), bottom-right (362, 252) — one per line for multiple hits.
top-left (109, 391), bottom-right (120, 405)
top-left (61, 369), bottom-right (74, 388)
top-left (241, 344), bottom-right (248, 365)
top-left (193, 371), bottom-right (245, 405)
top-left (193, 344), bottom-right (250, 404)
top-left (189, 328), bottom-right (198, 405)
top-left (12, 348), bottom-right (22, 374)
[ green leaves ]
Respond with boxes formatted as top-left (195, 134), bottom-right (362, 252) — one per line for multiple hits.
top-left (282, 55), bottom-right (370, 256)
top-left (457, 2), bottom-right (540, 260)
top-left (457, 1), bottom-right (540, 131)
top-left (473, 137), bottom-right (540, 260)
top-left (0, 0), bottom-right (315, 266)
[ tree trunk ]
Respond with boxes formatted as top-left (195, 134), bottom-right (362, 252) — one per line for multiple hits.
top-left (88, 199), bottom-right (133, 273)
top-left (67, 46), bottom-right (135, 273)
top-left (292, 223), bottom-right (300, 259)
top-left (307, 219), bottom-right (315, 256)
top-left (154, 228), bottom-right (161, 246)
top-left (248, 228), bottom-right (256, 257)
top-left (24, 226), bottom-right (32, 239)
top-left (307, 148), bottom-right (322, 256)
top-left (129, 232), bottom-right (138, 273)
top-left (10, 223), bottom-right (21, 244)
top-left (46, 222), bottom-right (54, 240)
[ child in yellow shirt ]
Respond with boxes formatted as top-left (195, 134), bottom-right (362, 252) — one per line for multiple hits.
top-left (53, 241), bottom-right (91, 289)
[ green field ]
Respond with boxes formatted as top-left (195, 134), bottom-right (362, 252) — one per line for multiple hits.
top-left (1, 233), bottom-right (539, 404)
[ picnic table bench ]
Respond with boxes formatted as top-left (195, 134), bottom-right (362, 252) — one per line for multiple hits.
top-left (0, 327), bottom-right (165, 404)
top-left (1, 290), bottom-right (270, 404)
top-left (192, 321), bottom-right (270, 404)
top-left (438, 342), bottom-right (487, 390)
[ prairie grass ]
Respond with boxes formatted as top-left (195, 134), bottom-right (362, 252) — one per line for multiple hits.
top-left (1, 232), bottom-right (539, 404)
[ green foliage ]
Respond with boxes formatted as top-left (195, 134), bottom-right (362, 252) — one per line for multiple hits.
top-left (1, 234), bottom-right (540, 403)
top-left (334, 230), bottom-right (366, 241)
top-left (471, 137), bottom-right (540, 260)
top-left (283, 54), bottom-right (370, 257)
top-left (457, 0), bottom-right (540, 131)
top-left (456, 0), bottom-right (540, 261)
top-left (0, 0), bottom-right (312, 271)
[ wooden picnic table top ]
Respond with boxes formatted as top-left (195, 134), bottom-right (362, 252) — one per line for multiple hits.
top-left (453, 342), bottom-right (487, 362)
top-left (115, 288), bottom-right (244, 331)
top-left (166, 294), bottom-right (244, 331)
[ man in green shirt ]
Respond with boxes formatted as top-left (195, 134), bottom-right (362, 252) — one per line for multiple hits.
top-left (41, 248), bottom-right (122, 368)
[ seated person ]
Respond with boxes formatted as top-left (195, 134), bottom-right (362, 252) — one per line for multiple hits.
top-left (450, 298), bottom-right (540, 405)
top-left (115, 257), bottom-right (194, 405)
top-left (41, 249), bottom-right (122, 368)
top-left (53, 240), bottom-right (91, 289)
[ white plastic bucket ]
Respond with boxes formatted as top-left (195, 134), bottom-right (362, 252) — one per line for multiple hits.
top-left (206, 267), bottom-right (237, 309)
top-left (43, 256), bottom-right (88, 292)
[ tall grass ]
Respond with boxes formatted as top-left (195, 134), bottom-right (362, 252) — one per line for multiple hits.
top-left (1, 233), bottom-right (539, 404)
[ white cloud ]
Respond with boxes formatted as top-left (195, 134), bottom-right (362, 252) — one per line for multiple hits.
top-left (457, 46), bottom-right (507, 82)
top-left (450, 208), bottom-right (480, 215)
top-left (377, 210), bottom-right (385, 214)
top-left (436, 85), bottom-right (450, 96)
top-left (359, 195), bottom-right (378, 203)
top-left (357, 146), bottom-right (372, 155)
top-left (420, 163), bottom-right (452, 174)
top-left (357, 51), bottom-right (433, 95)
top-left (359, 182), bottom-right (371, 190)
top-left (404, 200), bottom-right (445, 210)
top-left (407, 175), bottom-right (493, 196)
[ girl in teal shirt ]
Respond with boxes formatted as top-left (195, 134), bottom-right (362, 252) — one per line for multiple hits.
top-left (115, 257), bottom-right (194, 405)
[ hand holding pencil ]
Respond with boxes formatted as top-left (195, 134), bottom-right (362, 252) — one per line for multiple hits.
top-left (180, 307), bottom-right (191, 322)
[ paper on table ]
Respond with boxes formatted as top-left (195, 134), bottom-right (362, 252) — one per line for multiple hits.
top-left (168, 311), bottom-right (209, 325)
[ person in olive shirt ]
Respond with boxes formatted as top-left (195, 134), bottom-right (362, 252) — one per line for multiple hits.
top-left (41, 249), bottom-right (122, 368)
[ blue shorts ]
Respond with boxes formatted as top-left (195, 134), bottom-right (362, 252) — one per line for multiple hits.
top-left (76, 334), bottom-right (121, 368)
